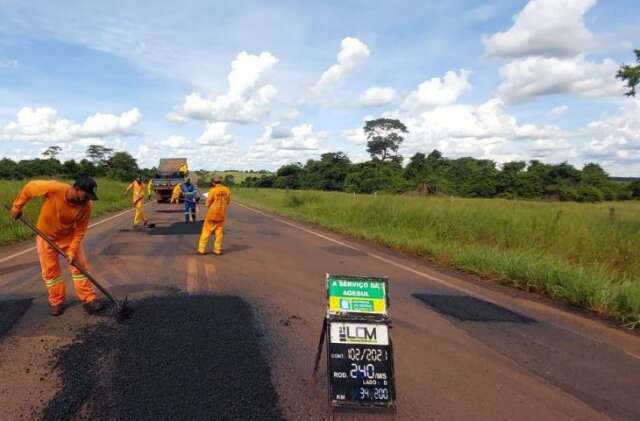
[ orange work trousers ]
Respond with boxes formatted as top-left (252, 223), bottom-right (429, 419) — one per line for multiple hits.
top-left (198, 220), bottom-right (224, 254)
top-left (36, 236), bottom-right (96, 306)
top-left (133, 200), bottom-right (147, 226)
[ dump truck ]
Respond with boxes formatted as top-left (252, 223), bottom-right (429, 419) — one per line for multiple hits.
top-left (152, 158), bottom-right (195, 202)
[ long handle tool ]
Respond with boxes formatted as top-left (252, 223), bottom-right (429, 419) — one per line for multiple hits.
top-left (7, 206), bottom-right (132, 322)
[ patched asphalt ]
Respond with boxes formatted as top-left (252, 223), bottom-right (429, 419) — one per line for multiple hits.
top-left (40, 294), bottom-right (284, 421)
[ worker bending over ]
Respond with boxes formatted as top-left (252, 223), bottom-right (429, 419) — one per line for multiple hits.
top-left (11, 176), bottom-right (103, 316)
top-left (170, 183), bottom-right (182, 204)
top-left (123, 177), bottom-right (149, 228)
top-left (198, 176), bottom-right (231, 255)
top-left (182, 179), bottom-right (197, 222)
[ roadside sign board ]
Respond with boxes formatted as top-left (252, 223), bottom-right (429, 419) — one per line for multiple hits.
top-left (326, 274), bottom-right (388, 317)
top-left (327, 320), bottom-right (395, 408)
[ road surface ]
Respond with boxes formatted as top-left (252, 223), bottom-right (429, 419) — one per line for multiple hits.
top-left (0, 202), bottom-right (639, 420)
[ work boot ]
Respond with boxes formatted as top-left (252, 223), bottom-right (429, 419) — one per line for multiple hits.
top-left (83, 299), bottom-right (104, 315)
top-left (50, 303), bottom-right (65, 317)
top-left (213, 250), bottom-right (222, 256)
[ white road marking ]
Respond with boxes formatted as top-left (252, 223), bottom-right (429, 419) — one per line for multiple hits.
top-left (0, 207), bottom-right (136, 264)
top-left (186, 256), bottom-right (198, 292)
top-left (204, 262), bottom-right (217, 292)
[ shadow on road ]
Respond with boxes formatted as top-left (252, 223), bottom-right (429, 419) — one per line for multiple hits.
top-left (145, 221), bottom-right (204, 236)
top-left (0, 298), bottom-right (32, 340)
top-left (40, 294), bottom-right (283, 420)
top-left (154, 210), bottom-right (184, 214)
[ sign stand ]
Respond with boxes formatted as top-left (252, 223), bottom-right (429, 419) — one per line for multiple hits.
top-left (313, 274), bottom-right (396, 411)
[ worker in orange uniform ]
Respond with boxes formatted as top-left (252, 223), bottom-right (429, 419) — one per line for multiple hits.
top-left (198, 175), bottom-right (231, 255)
top-left (11, 176), bottom-right (103, 316)
top-left (170, 183), bottom-right (182, 204)
top-left (123, 177), bottom-right (149, 228)
top-left (178, 162), bottom-right (188, 178)
top-left (146, 178), bottom-right (154, 201)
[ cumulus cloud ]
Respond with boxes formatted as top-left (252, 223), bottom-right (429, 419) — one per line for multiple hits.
top-left (197, 122), bottom-right (233, 146)
top-left (0, 59), bottom-right (19, 69)
top-left (160, 123), bottom-right (234, 151)
top-left (311, 37), bottom-right (370, 95)
top-left (549, 105), bottom-right (569, 116)
top-left (245, 122), bottom-right (326, 166)
top-left (497, 55), bottom-right (624, 101)
top-left (358, 86), bottom-right (397, 107)
top-left (170, 51), bottom-right (278, 124)
top-left (581, 99), bottom-right (640, 163)
top-left (483, 0), bottom-right (597, 58)
top-left (1, 107), bottom-right (142, 143)
top-left (403, 70), bottom-right (471, 110)
top-left (161, 135), bottom-right (193, 149)
top-left (283, 109), bottom-right (300, 119)
top-left (342, 127), bottom-right (367, 145)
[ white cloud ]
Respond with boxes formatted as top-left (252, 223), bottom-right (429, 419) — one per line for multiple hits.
top-left (161, 135), bottom-right (193, 149)
top-left (0, 59), bottom-right (19, 69)
top-left (549, 105), bottom-right (569, 116)
top-left (70, 108), bottom-right (142, 138)
top-left (358, 86), bottom-right (397, 107)
top-left (403, 70), bottom-right (471, 110)
top-left (1, 107), bottom-right (142, 143)
top-left (283, 109), bottom-right (300, 119)
top-left (497, 55), bottom-right (624, 101)
top-left (483, 0), bottom-right (597, 58)
top-left (245, 122), bottom-right (326, 167)
top-left (342, 127), bottom-right (367, 145)
top-left (171, 51), bottom-right (278, 124)
top-left (197, 122), bottom-right (233, 146)
top-left (581, 99), bottom-right (640, 163)
top-left (311, 37), bottom-right (370, 94)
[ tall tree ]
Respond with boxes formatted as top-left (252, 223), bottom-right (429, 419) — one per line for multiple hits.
top-left (42, 145), bottom-right (62, 160)
top-left (364, 118), bottom-right (408, 162)
top-left (86, 144), bottom-right (114, 164)
top-left (617, 49), bottom-right (640, 97)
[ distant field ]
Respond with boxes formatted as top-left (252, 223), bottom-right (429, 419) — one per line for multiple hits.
top-left (0, 178), bottom-right (132, 246)
top-left (234, 188), bottom-right (640, 326)
top-left (200, 171), bottom-right (269, 184)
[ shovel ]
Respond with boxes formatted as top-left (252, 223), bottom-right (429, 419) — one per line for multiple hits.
top-left (7, 206), bottom-right (132, 322)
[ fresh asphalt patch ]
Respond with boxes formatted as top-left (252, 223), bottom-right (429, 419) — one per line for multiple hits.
top-left (413, 293), bottom-right (534, 323)
top-left (414, 293), bottom-right (640, 420)
top-left (0, 298), bottom-right (32, 340)
top-left (40, 294), bottom-right (284, 421)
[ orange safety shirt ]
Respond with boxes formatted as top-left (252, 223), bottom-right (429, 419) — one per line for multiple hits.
top-left (127, 181), bottom-right (146, 204)
top-left (11, 180), bottom-right (92, 256)
top-left (205, 185), bottom-right (231, 222)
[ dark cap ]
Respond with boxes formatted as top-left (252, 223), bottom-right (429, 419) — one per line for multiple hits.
top-left (74, 175), bottom-right (98, 200)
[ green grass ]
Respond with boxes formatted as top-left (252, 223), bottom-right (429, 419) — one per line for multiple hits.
top-left (0, 178), bottom-right (133, 246)
top-left (234, 188), bottom-right (640, 326)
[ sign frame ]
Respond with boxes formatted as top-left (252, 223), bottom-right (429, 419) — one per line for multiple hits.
top-left (326, 274), bottom-right (390, 320)
top-left (326, 318), bottom-right (396, 409)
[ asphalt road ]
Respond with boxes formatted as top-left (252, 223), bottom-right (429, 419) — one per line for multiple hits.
top-left (1, 201), bottom-right (639, 420)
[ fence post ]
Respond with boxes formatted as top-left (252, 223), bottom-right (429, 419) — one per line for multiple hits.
top-left (555, 210), bottom-right (563, 222)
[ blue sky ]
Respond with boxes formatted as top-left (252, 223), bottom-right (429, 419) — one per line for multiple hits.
top-left (1, 0), bottom-right (639, 175)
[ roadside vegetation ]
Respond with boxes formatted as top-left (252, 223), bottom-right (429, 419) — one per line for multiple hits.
top-left (0, 178), bottom-right (132, 245)
top-left (234, 188), bottom-right (640, 327)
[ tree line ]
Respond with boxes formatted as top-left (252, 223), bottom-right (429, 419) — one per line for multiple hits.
top-left (0, 144), bottom-right (154, 181)
top-left (242, 118), bottom-right (640, 202)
